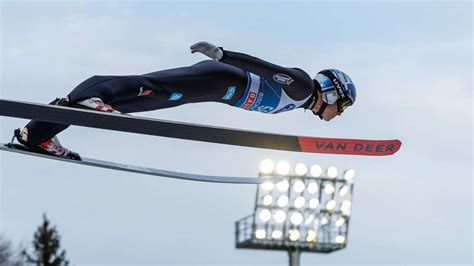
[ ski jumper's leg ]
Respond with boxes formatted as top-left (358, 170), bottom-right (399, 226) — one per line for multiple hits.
top-left (22, 98), bottom-right (73, 146)
top-left (22, 60), bottom-right (248, 145)
top-left (110, 60), bottom-right (247, 112)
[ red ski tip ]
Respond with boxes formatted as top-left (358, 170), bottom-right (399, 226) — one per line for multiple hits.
top-left (297, 137), bottom-right (402, 156)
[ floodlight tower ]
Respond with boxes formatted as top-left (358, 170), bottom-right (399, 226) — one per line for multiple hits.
top-left (235, 160), bottom-right (355, 266)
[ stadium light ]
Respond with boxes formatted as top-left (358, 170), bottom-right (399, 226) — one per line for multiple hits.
top-left (309, 198), bottom-right (319, 209)
top-left (294, 163), bottom-right (308, 176)
top-left (276, 160), bottom-right (291, 175)
top-left (277, 195), bottom-right (289, 208)
top-left (260, 159), bottom-right (275, 175)
top-left (310, 164), bottom-right (323, 177)
top-left (307, 181), bottom-right (319, 194)
top-left (344, 169), bottom-right (355, 182)
top-left (276, 180), bottom-right (290, 192)
top-left (236, 160), bottom-right (356, 266)
top-left (327, 166), bottom-right (338, 179)
top-left (262, 195), bottom-right (273, 206)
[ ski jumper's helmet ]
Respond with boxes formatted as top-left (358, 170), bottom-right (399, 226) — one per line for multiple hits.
top-left (313, 69), bottom-right (357, 114)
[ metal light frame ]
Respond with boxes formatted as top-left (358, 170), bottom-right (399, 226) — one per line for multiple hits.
top-left (236, 161), bottom-right (355, 256)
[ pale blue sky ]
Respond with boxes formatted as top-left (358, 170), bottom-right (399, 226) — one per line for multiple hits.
top-left (1, 1), bottom-right (472, 265)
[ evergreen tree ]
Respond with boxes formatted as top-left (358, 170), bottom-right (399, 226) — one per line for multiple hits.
top-left (22, 214), bottom-right (69, 266)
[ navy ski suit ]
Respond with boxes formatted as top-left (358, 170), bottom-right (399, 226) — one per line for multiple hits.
top-left (24, 49), bottom-right (316, 145)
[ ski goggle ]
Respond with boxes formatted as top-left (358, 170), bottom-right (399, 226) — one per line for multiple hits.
top-left (310, 97), bottom-right (352, 120)
top-left (337, 97), bottom-right (353, 114)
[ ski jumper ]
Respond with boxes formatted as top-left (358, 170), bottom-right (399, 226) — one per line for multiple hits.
top-left (24, 49), bottom-right (315, 145)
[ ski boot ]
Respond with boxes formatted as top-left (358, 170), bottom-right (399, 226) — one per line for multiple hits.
top-left (8, 97), bottom-right (118, 161)
top-left (11, 127), bottom-right (82, 160)
top-left (75, 97), bottom-right (121, 113)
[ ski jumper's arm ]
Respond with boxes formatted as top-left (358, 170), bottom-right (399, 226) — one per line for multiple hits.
top-left (219, 49), bottom-right (314, 101)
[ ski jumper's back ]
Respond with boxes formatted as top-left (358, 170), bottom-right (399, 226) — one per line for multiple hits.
top-left (66, 49), bottom-right (315, 114)
top-left (219, 50), bottom-right (315, 114)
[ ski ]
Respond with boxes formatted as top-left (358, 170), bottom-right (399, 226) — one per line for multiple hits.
top-left (0, 99), bottom-right (401, 156)
top-left (0, 143), bottom-right (280, 184)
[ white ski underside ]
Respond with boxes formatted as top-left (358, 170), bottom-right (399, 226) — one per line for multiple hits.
top-left (0, 144), bottom-right (279, 184)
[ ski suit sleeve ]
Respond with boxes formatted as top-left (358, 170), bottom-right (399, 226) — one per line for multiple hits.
top-left (219, 49), bottom-right (314, 98)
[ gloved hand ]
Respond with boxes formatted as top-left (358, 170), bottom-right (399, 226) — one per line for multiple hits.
top-left (190, 42), bottom-right (223, 60)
